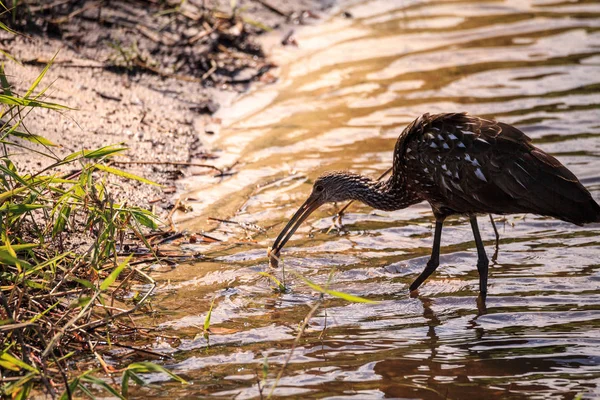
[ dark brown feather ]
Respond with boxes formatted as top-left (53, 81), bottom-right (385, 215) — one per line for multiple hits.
top-left (397, 113), bottom-right (600, 224)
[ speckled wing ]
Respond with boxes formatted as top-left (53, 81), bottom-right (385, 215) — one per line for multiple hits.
top-left (400, 113), bottom-right (598, 222)
top-left (400, 113), bottom-right (500, 213)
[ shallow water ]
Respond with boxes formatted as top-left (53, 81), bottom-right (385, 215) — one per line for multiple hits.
top-left (143, 1), bottom-right (600, 398)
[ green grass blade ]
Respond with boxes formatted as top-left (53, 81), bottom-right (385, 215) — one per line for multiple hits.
top-left (99, 254), bottom-right (132, 291)
top-left (121, 371), bottom-right (130, 398)
top-left (204, 296), bottom-right (216, 332)
top-left (121, 369), bottom-right (145, 397)
top-left (2, 373), bottom-right (36, 399)
top-left (0, 186), bottom-right (27, 203)
top-left (0, 164), bottom-right (31, 188)
top-left (80, 374), bottom-right (125, 400)
top-left (28, 301), bottom-right (60, 323)
top-left (83, 145), bottom-right (128, 159)
top-left (94, 164), bottom-right (160, 186)
top-left (24, 52), bottom-right (57, 99)
top-left (0, 351), bottom-right (39, 373)
top-left (59, 377), bottom-right (80, 400)
top-left (12, 380), bottom-right (33, 400)
top-left (0, 20), bottom-right (18, 35)
top-left (258, 271), bottom-right (285, 292)
top-left (0, 243), bottom-right (38, 252)
top-left (322, 289), bottom-right (378, 304)
top-left (294, 273), bottom-right (378, 304)
top-left (0, 250), bottom-right (28, 267)
top-left (130, 208), bottom-right (160, 229)
top-left (0, 49), bottom-right (20, 65)
top-left (76, 383), bottom-right (96, 399)
top-left (0, 235), bottom-right (32, 269)
top-left (9, 129), bottom-right (57, 146)
top-left (0, 203), bottom-right (46, 215)
top-left (72, 278), bottom-right (95, 289)
top-left (0, 359), bottom-right (20, 371)
top-left (0, 244), bottom-right (38, 251)
top-left (24, 253), bottom-right (71, 277)
top-left (51, 204), bottom-right (71, 238)
top-left (51, 146), bottom-right (125, 168)
top-left (128, 370), bottom-right (145, 385)
top-left (126, 362), bottom-right (187, 384)
top-left (0, 94), bottom-right (69, 110)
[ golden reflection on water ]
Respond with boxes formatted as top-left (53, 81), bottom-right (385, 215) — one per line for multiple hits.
top-left (148, 0), bottom-right (600, 398)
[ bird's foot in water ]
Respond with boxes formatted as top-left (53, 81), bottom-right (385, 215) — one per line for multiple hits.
top-left (326, 213), bottom-right (348, 235)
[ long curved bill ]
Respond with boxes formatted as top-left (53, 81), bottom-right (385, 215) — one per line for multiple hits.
top-left (269, 196), bottom-right (321, 267)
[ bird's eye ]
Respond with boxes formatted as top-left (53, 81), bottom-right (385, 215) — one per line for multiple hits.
top-left (315, 184), bottom-right (324, 193)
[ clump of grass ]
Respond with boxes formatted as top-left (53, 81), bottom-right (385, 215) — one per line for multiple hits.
top-left (0, 53), bottom-right (184, 398)
top-left (61, 362), bottom-right (187, 400)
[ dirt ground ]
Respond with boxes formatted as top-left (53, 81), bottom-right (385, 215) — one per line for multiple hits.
top-left (2, 0), bottom-right (335, 219)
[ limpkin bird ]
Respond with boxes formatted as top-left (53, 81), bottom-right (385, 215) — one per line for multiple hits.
top-left (269, 112), bottom-right (600, 296)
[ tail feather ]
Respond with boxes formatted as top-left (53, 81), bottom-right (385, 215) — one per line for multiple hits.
top-left (560, 196), bottom-right (600, 225)
top-left (493, 148), bottom-right (600, 225)
top-left (591, 198), bottom-right (600, 223)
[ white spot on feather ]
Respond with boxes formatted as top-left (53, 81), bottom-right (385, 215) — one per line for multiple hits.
top-left (448, 134), bottom-right (458, 140)
top-left (474, 168), bottom-right (487, 182)
top-left (515, 162), bottom-right (533, 177)
top-left (450, 179), bottom-right (462, 190)
top-left (430, 142), bottom-right (438, 149)
top-left (509, 171), bottom-right (527, 189)
top-left (457, 142), bottom-right (466, 148)
top-left (439, 175), bottom-right (449, 192)
top-left (442, 143), bottom-right (450, 150)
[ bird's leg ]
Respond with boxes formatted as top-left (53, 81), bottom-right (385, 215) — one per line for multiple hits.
top-left (470, 215), bottom-right (489, 297)
top-left (409, 219), bottom-right (444, 292)
top-left (488, 213), bottom-right (500, 263)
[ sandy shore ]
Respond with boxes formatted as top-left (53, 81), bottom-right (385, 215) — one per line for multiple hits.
top-left (3, 0), bottom-right (335, 218)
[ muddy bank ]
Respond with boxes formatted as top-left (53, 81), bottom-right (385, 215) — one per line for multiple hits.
top-left (3, 0), bottom-right (335, 217)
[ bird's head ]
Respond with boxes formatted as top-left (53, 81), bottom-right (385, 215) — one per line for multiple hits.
top-left (311, 172), bottom-right (364, 203)
top-left (268, 172), bottom-right (359, 265)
